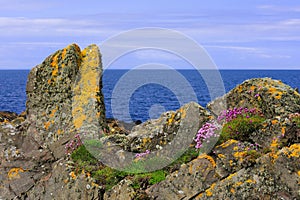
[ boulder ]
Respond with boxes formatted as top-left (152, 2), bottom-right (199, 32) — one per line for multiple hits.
top-left (0, 43), bottom-right (107, 199)
top-left (207, 78), bottom-right (300, 118)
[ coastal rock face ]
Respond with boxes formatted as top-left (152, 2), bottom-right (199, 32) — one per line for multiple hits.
top-left (208, 78), bottom-right (300, 118)
top-left (127, 102), bottom-right (211, 152)
top-left (0, 44), bottom-right (107, 199)
top-left (26, 44), bottom-right (106, 158)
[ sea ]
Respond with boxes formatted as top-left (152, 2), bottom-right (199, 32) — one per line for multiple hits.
top-left (0, 70), bottom-right (299, 122)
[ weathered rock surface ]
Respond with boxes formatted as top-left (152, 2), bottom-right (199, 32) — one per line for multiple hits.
top-left (208, 78), bottom-right (300, 118)
top-left (0, 111), bottom-right (18, 122)
top-left (0, 43), bottom-right (107, 199)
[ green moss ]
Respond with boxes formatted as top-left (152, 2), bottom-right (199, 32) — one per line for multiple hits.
top-left (292, 116), bottom-right (300, 128)
top-left (71, 145), bottom-right (98, 165)
top-left (131, 170), bottom-right (167, 189)
top-left (92, 167), bottom-right (128, 190)
top-left (219, 115), bottom-right (265, 144)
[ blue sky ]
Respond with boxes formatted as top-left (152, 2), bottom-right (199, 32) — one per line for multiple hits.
top-left (0, 0), bottom-right (299, 69)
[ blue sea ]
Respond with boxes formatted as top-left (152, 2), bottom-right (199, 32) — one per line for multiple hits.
top-left (0, 70), bottom-right (299, 122)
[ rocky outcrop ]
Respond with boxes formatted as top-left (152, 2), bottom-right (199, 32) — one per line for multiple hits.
top-left (208, 78), bottom-right (300, 118)
top-left (0, 43), bottom-right (107, 199)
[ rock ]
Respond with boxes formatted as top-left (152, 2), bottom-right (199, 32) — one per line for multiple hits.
top-left (26, 159), bottom-right (104, 200)
top-left (195, 144), bottom-right (300, 199)
top-left (94, 102), bottom-right (212, 172)
top-left (25, 44), bottom-right (106, 159)
top-left (147, 154), bottom-right (219, 200)
top-left (127, 102), bottom-right (211, 152)
top-left (104, 178), bottom-right (136, 200)
top-left (208, 78), bottom-right (300, 118)
top-left (0, 111), bottom-right (18, 122)
top-left (0, 43), bottom-right (107, 199)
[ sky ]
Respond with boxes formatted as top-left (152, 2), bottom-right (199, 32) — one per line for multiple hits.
top-left (0, 0), bottom-right (300, 70)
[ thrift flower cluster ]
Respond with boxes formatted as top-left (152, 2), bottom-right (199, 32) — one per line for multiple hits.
top-left (217, 107), bottom-right (259, 123)
top-left (195, 122), bottom-right (220, 149)
top-left (65, 134), bottom-right (83, 154)
top-left (135, 150), bottom-right (150, 159)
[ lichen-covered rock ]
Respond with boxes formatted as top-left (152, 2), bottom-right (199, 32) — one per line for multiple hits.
top-left (26, 159), bottom-right (104, 200)
top-left (195, 144), bottom-right (300, 199)
top-left (0, 111), bottom-right (18, 122)
top-left (104, 178), bottom-right (136, 200)
top-left (0, 43), bottom-right (107, 199)
top-left (26, 44), bottom-right (106, 159)
top-left (147, 154), bottom-right (219, 200)
top-left (208, 78), bottom-right (300, 118)
top-left (127, 102), bottom-right (211, 152)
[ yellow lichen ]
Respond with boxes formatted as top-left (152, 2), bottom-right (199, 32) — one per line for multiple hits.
top-left (217, 139), bottom-right (238, 149)
top-left (57, 129), bottom-right (62, 135)
top-left (245, 179), bottom-right (256, 184)
top-left (44, 121), bottom-right (51, 130)
top-left (8, 168), bottom-right (25, 179)
top-left (217, 154), bottom-right (226, 159)
top-left (49, 108), bottom-right (57, 118)
top-left (198, 154), bottom-right (216, 168)
top-left (233, 151), bottom-right (246, 161)
top-left (271, 119), bottom-right (278, 125)
top-left (69, 171), bottom-right (77, 180)
top-left (287, 144), bottom-right (300, 158)
top-left (205, 183), bottom-right (216, 197)
top-left (233, 181), bottom-right (243, 187)
top-left (268, 87), bottom-right (277, 94)
top-left (230, 188), bottom-right (235, 193)
top-left (281, 127), bottom-right (286, 136)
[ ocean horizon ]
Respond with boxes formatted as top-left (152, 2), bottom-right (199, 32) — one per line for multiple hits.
top-left (0, 69), bottom-right (299, 122)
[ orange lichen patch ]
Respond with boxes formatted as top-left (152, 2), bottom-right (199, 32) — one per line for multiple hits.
top-left (81, 48), bottom-right (87, 57)
top-left (230, 188), bottom-right (235, 194)
top-left (270, 138), bottom-right (279, 149)
top-left (245, 179), bottom-right (256, 184)
top-left (271, 119), bottom-right (278, 125)
top-left (237, 85), bottom-right (243, 93)
top-left (86, 172), bottom-right (91, 178)
top-left (217, 154), bottom-right (226, 159)
top-left (250, 85), bottom-right (255, 91)
top-left (225, 172), bottom-right (237, 181)
top-left (297, 171), bottom-right (300, 176)
top-left (233, 181), bottom-right (243, 188)
top-left (142, 138), bottom-right (151, 146)
top-left (63, 179), bottom-right (69, 184)
top-left (49, 108), bottom-right (57, 118)
top-left (233, 151), bottom-right (246, 162)
top-left (281, 127), bottom-right (286, 136)
top-left (268, 87), bottom-right (277, 94)
top-left (57, 129), bottom-right (62, 135)
top-left (286, 144), bottom-right (300, 158)
top-left (274, 94), bottom-right (282, 100)
top-left (69, 171), bottom-right (77, 180)
top-left (229, 160), bottom-right (234, 166)
top-left (217, 139), bottom-right (238, 149)
top-left (44, 121), bottom-right (51, 130)
top-left (205, 183), bottom-right (216, 197)
top-left (47, 79), bottom-right (52, 84)
top-left (74, 114), bottom-right (87, 129)
top-left (195, 192), bottom-right (203, 199)
top-left (8, 168), bottom-right (25, 179)
top-left (198, 154), bottom-right (216, 168)
top-left (51, 54), bottom-right (59, 68)
top-left (167, 113), bottom-right (175, 125)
